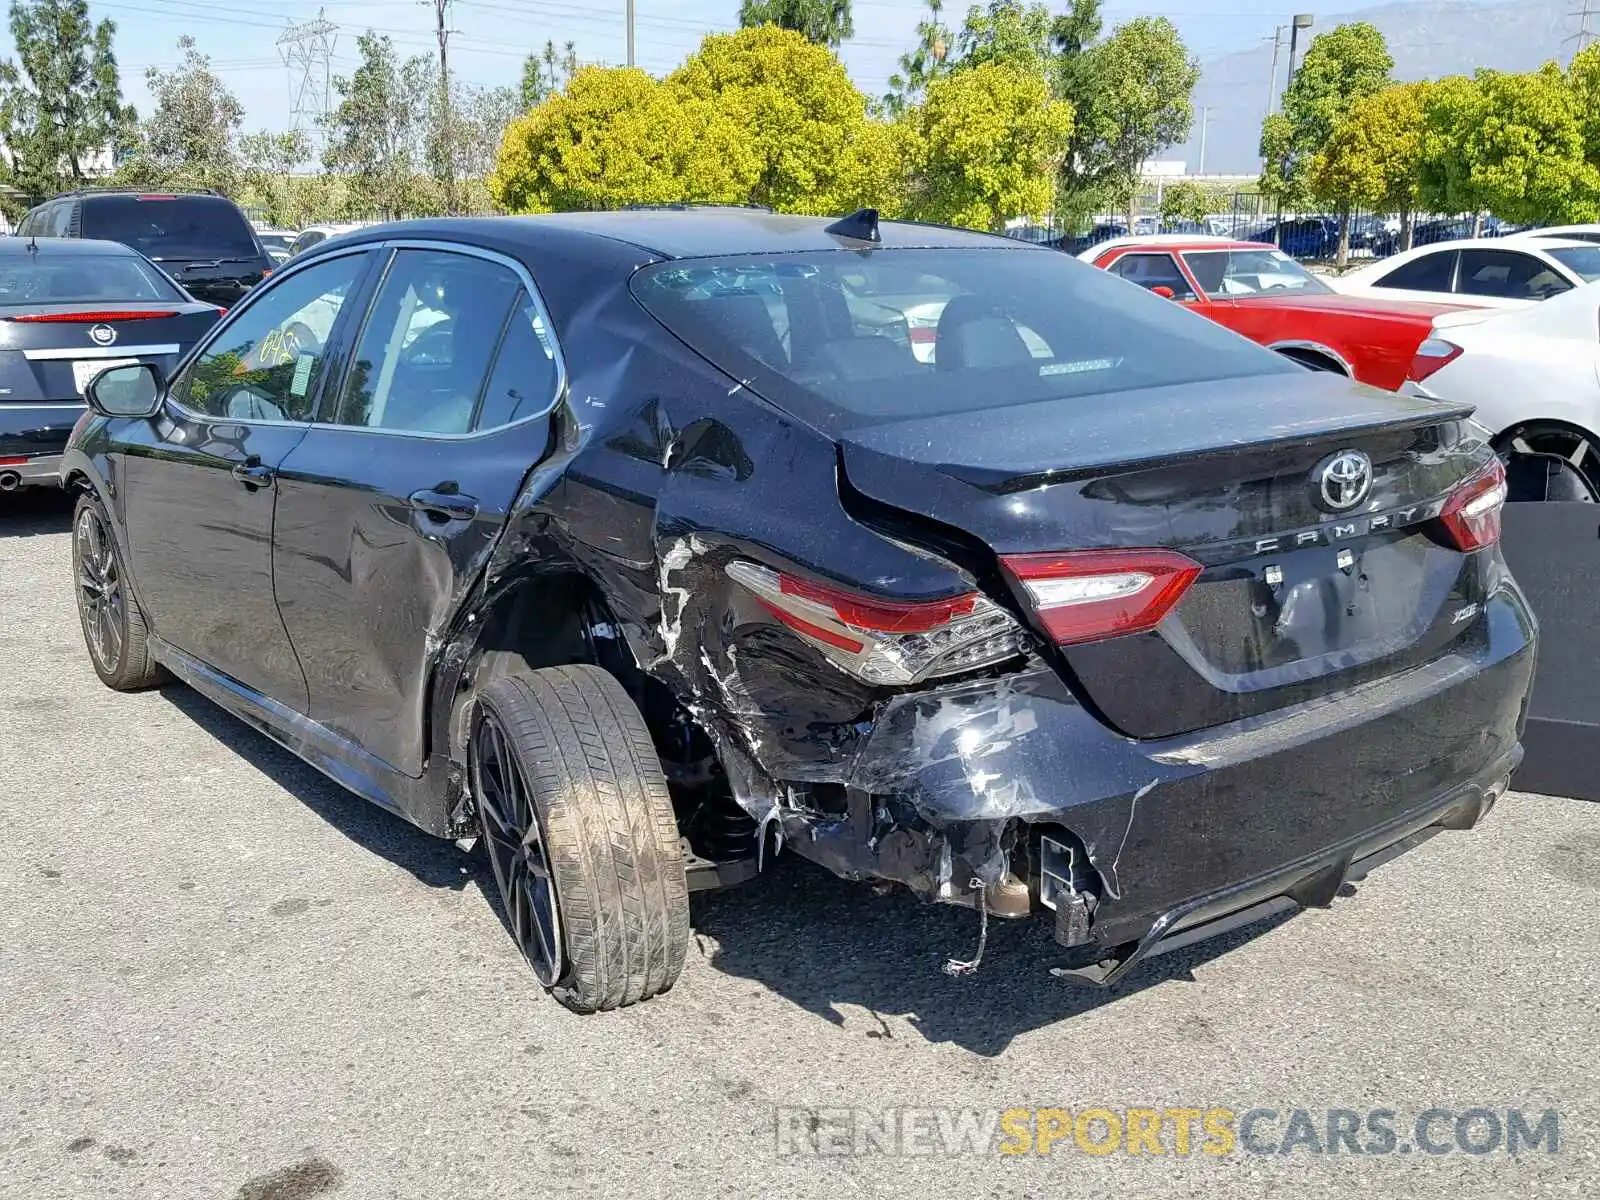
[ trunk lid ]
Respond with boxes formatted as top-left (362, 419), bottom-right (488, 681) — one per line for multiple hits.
top-left (0, 303), bottom-right (220, 409)
top-left (839, 373), bottom-right (1493, 738)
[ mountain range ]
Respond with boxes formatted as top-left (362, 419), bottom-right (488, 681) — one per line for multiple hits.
top-left (1172, 0), bottom-right (1587, 176)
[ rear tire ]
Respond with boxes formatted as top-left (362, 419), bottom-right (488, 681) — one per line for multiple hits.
top-left (471, 666), bottom-right (689, 1012)
top-left (71, 491), bottom-right (167, 691)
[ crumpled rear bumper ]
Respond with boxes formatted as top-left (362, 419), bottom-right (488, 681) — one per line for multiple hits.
top-left (777, 583), bottom-right (1535, 965)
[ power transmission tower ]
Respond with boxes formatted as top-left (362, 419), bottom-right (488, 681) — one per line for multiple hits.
top-left (1570, 1), bottom-right (1598, 54)
top-left (429, 0), bottom-right (456, 214)
top-left (277, 9), bottom-right (338, 150)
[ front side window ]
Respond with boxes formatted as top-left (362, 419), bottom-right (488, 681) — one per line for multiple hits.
top-left (331, 249), bottom-right (522, 435)
top-left (631, 248), bottom-right (1294, 429)
top-left (1183, 249), bottom-right (1332, 297)
top-left (172, 253), bottom-right (368, 422)
top-left (1107, 253), bottom-right (1197, 301)
top-left (1373, 250), bottom-right (1456, 292)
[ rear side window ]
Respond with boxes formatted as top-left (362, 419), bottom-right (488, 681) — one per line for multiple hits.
top-left (631, 248), bottom-right (1292, 427)
top-left (330, 249), bottom-right (523, 435)
top-left (1374, 250), bottom-right (1456, 292)
top-left (475, 293), bottom-right (560, 429)
top-left (81, 195), bottom-right (259, 261)
top-left (1456, 249), bottom-right (1572, 299)
top-left (1544, 245), bottom-right (1600, 282)
top-left (0, 254), bottom-right (182, 303)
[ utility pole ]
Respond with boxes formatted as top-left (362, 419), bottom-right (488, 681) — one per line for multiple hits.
top-left (626, 0), bottom-right (635, 67)
top-left (430, 0), bottom-right (455, 214)
top-left (1570, 1), bottom-right (1597, 54)
top-left (1196, 106), bottom-right (1212, 176)
top-left (1265, 25), bottom-right (1285, 119)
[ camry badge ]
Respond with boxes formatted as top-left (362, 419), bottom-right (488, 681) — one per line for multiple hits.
top-left (1315, 449), bottom-right (1373, 512)
top-left (88, 324), bottom-right (118, 347)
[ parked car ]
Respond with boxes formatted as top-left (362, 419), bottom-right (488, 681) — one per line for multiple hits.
top-left (16, 189), bottom-right (273, 309)
top-left (1506, 223), bottom-right (1600, 246)
top-left (1085, 238), bottom-right (1460, 389)
top-left (288, 223), bottom-right (370, 257)
top-left (1405, 281), bottom-right (1600, 501)
top-left (61, 210), bottom-right (1534, 1011)
top-left (1245, 217), bottom-right (1340, 259)
top-left (255, 228), bottom-right (299, 265)
top-left (0, 237), bottom-right (221, 492)
top-left (1338, 237), bottom-right (1600, 308)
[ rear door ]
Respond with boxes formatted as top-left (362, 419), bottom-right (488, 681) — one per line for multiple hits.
top-left (114, 248), bottom-right (375, 708)
top-left (271, 243), bottom-right (563, 776)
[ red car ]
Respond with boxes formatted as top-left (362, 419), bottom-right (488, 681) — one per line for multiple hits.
top-left (1085, 238), bottom-right (1462, 391)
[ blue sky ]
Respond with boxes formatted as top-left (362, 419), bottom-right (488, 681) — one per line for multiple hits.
top-left (2, 0), bottom-right (1466, 133)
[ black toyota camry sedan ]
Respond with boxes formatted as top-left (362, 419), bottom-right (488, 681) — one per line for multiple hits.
top-left (60, 209), bottom-right (1536, 1011)
top-left (0, 236), bottom-right (221, 491)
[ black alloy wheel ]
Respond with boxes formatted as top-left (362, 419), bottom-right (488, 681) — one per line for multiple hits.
top-left (472, 705), bottom-right (563, 986)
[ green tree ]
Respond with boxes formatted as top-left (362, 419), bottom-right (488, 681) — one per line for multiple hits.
top-left (1420, 66), bottom-right (1597, 228)
top-left (668, 25), bottom-right (872, 212)
top-left (1158, 178), bottom-right (1209, 226)
top-left (489, 66), bottom-right (760, 212)
top-left (953, 1), bottom-right (1054, 75)
top-left (1310, 81), bottom-right (1427, 260)
top-left (236, 128), bottom-right (312, 225)
top-left (127, 36), bottom-right (243, 192)
top-left (738, 0), bottom-right (852, 48)
top-left (1260, 22), bottom-right (1393, 209)
top-left (0, 0), bottom-right (133, 198)
top-left (883, 0), bottom-right (952, 117)
top-left (903, 60), bottom-right (1073, 230)
top-left (1069, 17), bottom-right (1198, 229)
top-left (1567, 42), bottom-right (1600, 169)
top-left (321, 33), bottom-right (435, 218)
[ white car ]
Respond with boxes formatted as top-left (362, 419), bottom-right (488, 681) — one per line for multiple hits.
top-left (1406, 281), bottom-right (1600, 499)
top-left (1504, 223), bottom-right (1600, 246)
top-left (1338, 237), bottom-right (1600, 309)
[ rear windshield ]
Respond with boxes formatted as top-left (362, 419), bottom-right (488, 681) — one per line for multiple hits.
top-left (0, 254), bottom-right (182, 303)
top-left (1546, 246), bottom-right (1600, 282)
top-left (630, 248), bottom-right (1292, 426)
top-left (1183, 248), bottom-right (1333, 297)
top-left (81, 196), bottom-right (260, 261)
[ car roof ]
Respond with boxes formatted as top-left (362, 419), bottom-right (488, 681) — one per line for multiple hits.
top-left (390, 209), bottom-right (1027, 259)
top-left (1079, 236), bottom-right (1268, 261)
top-left (0, 235), bottom-right (140, 257)
top-left (1343, 236), bottom-right (1595, 279)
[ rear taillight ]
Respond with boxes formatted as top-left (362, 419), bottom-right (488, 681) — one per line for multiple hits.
top-left (1408, 337), bottom-right (1463, 383)
top-left (725, 560), bottom-right (1024, 685)
top-left (908, 326), bottom-right (937, 346)
top-left (1000, 549), bottom-right (1202, 646)
top-left (1438, 458), bottom-right (1507, 552)
top-left (6, 310), bottom-right (177, 322)
top-left (0, 455), bottom-right (26, 466)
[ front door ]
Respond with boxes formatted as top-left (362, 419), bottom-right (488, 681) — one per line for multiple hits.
top-left (272, 245), bottom-right (563, 776)
top-left (116, 249), bottom-right (375, 708)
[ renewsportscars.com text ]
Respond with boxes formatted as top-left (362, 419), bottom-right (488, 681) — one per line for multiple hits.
top-left (773, 1105), bottom-right (1561, 1158)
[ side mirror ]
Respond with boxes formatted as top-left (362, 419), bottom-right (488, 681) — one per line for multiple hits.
top-left (85, 362), bottom-right (163, 419)
top-left (1150, 285), bottom-right (1177, 300)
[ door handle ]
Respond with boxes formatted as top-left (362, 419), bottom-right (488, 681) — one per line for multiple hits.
top-left (408, 488), bottom-right (479, 522)
top-left (231, 459), bottom-right (274, 488)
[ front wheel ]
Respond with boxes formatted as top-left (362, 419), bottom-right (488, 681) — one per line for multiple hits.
top-left (471, 666), bottom-right (689, 1012)
top-left (71, 491), bottom-right (167, 691)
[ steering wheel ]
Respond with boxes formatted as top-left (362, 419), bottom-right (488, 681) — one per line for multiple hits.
top-left (404, 324), bottom-right (454, 366)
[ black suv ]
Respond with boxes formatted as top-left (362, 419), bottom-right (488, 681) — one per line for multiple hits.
top-left (17, 189), bottom-right (272, 308)
top-left (60, 211), bottom-right (1536, 1012)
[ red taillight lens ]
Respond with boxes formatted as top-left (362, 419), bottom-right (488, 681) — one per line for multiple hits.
top-left (0, 455), bottom-right (27, 466)
top-left (215, 307), bottom-right (228, 318)
top-left (1408, 336), bottom-right (1463, 384)
top-left (725, 561), bottom-right (1024, 685)
top-left (6, 310), bottom-right (177, 322)
top-left (908, 326), bottom-right (938, 345)
top-left (1438, 459), bottom-right (1507, 552)
top-left (1000, 549), bottom-right (1203, 645)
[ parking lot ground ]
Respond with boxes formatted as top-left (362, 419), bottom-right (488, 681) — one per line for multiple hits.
top-left (3, 489), bottom-right (1598, 1199)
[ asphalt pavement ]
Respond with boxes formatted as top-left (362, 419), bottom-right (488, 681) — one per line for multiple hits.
top-left (2, 488), bottom-right (1596, 1199)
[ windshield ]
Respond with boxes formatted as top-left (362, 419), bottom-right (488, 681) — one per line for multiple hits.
top-left (1547, 246), bottom-right (1600, 282)
top-left (81, 196), bottom-right (261, 261)
top-left (1182, 249), bottom-right (1333, 297)
top-left (631, 248), bottom-right (1292, 427)
top-left (0, 254), bottom-right (182, 303)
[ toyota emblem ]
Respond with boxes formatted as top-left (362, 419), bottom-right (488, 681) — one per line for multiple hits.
top-left (88, 324), bottom-right (117, 347)
top-left (1315, 449), bottom-right (1373, 512)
